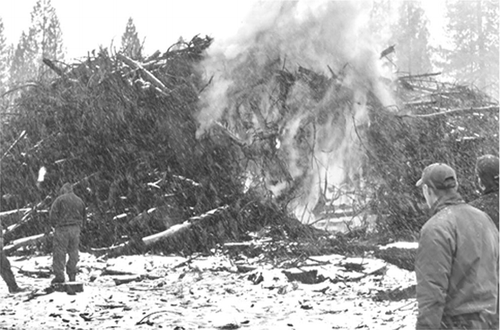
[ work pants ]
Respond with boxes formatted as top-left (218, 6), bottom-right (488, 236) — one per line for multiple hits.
top-left (52, 225), bottom-right (80, 281)
top-left (0, 251), bottom-right (18, 292)
top-left (441, 312), bottom-right (498, 330)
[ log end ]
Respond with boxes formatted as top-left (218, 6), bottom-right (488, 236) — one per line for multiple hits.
top-left (51, 282), bottom-right (84, 294)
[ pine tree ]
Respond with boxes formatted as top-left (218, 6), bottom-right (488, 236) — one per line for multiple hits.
top-left (9, 0), bottom-right (64, 84)
top-left (369, 0), bottom-right (396, 47)
top-left (28, 0), bottom-right (65, 78)
top-left (391, 1), bottom-right (433, 75)
top-left (445, 0), bottom-right (498, 96)
top-left (120, 17), bottom-right (142, 60)
top-left (0, 18), bottom-right (9, 92)
top-left (9, 32), bottom-right (37, 85)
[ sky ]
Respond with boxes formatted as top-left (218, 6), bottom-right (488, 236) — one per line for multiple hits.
top-left (0, 0), bottom-right (255, 60)
top-left (0, 0), bottom-right (446, 61)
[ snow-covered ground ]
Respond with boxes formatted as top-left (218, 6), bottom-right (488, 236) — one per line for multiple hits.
top-left (1, 252), bottom-right (417, 330)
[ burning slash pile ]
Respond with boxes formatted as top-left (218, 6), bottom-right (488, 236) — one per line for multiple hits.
top-left (196, 1), bottom-right (396, 225)
top-left (0, 32), bottom-right (324, 257)
top-left (0, 0), bottom-right (498, 260)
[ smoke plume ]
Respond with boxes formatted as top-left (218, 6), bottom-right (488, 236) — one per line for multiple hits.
top-left (196, 0), bottom-right (395, 223)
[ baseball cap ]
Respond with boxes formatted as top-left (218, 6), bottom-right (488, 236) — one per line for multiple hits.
top-left (476, 154), bottom-right (499, 187)
top-left (416, 163), bottom-right (457, 190)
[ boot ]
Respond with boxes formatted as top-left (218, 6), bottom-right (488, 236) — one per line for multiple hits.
top-left (51, 276), bottom-right (65, 285)
top-left (68, 274), bottom-right (76, 282)
top-left (9, 286), bottom-right (26, 294)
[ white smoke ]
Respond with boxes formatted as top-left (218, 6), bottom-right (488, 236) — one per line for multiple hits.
top-left (196, 0), bottom-right (396, 223)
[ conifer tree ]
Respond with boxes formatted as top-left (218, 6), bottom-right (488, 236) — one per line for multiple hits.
top-left (0, 18), bottom-right (9, 92)
top-left (9, 32), bottom-right (37, 86)
top-left (120, 17), bottom-right (142, 59)
top-left (9, 0), bottom-right (64, 84)
top-left (444, 0), bottom-right (498, 96)
top-left (369, 0), bottom-right (396, 46)
top-left (391, 1), bottom-right (433, 75)
top-left (28, 0), bottom-right (64, 78)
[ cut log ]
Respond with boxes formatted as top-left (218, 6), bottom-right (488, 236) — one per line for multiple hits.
top-left (51, 282), bottom-right (84, 293)
top-left (112, 275), bottom-right (142, 285)
top-left (0, 208), bottom-right (30, 220)
top-left (144, 205), bottom-right (228, 246)
top-left (111, 273), bottom-right (160, 285)
top-left (101, 268), bottom-right (137, 276)
top-left (3, 232), bottom-right (52, 254)
top-left (282, 269), bottom-right (325, 284)
top-left (91, 205), bottom-right (228, 257)
top-left (4, 196), bottom-right (51, 236)
top-left (18, 268), bottom-right (52, 278)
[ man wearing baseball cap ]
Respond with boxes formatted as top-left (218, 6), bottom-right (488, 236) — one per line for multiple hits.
top-left (414, 163), bottom-right (499, 330)
top-left (470, 154), bottom-right (499, 230)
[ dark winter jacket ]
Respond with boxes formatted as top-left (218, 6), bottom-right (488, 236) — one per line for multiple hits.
top-left (469, 188), bottom-right (499, 230)
top-left (415, 192), bottom-right (499, 330)
top-left (49, 184), bottom-right (86, 228)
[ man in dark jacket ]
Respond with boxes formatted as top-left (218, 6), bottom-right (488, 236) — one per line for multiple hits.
top-left (0, 220), bottom-right (24, 293)
top-left (469, 154), bottom-right (499, 230)
top-left (49, 183), bottom-right (86, 284)
top-left (415, 163), bottom-right (499, 330)
top-left (469, 154), bottom-right (500, 330)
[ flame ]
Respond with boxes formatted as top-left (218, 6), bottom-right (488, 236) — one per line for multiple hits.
top-left (197, 0), bottom-right (395, 223)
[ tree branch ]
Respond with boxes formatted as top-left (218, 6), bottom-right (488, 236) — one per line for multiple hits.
top-left (396, 106), bottom-right (498, 119)
top-left (1, 130), bottom-right (26, 161)
top-left (42, 58), bottom-right (64, 77)
top-left (1, 83), bottom-right (39, 98)
top-left (398, 72), bottom-right (442, 80)
top-left (116, 53), bottom-right (171, 95)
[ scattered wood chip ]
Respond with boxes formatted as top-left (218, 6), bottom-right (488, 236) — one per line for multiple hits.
top-left (79, 313), bottom-right (92, 321)
top-left (95, 304), bottom-right (128, 309)
top-left (101, 268), bottom-right (137, 276)
top-left (217, 323), bottom-right (239, 329)
top-left (282, 269), bottom-right (325, 284)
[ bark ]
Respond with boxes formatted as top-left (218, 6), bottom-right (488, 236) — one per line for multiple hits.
top-left (0, 208), bottom-right (31, 221)
top-left (42, 58), bottom-right (64, 77)
top-left (3, 232), bottom-right (52, 254)
top-left (90, 205), bottom-right (229, 258)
